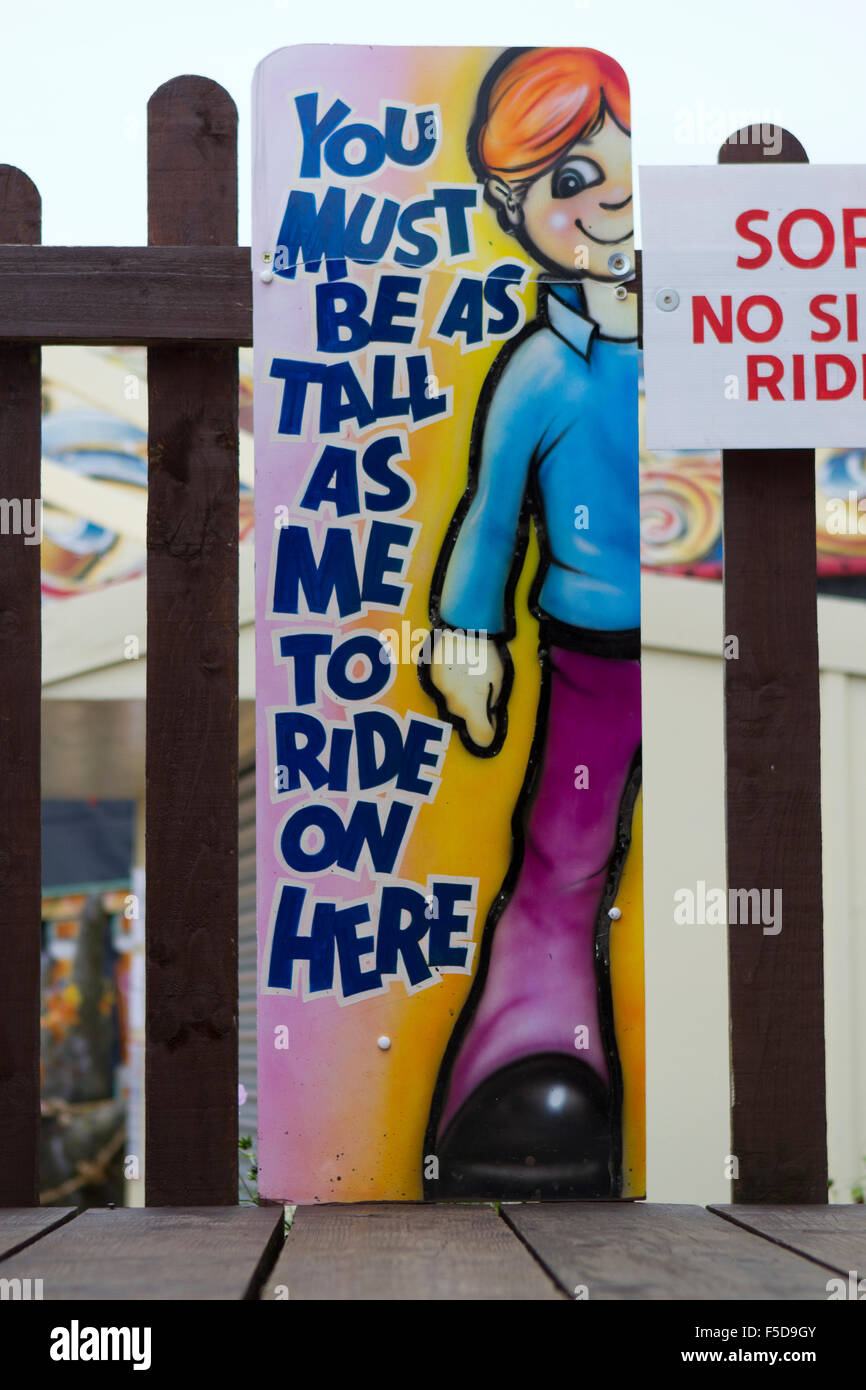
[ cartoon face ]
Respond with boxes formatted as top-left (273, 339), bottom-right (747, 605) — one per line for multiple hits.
top-left (491, 115), bottom-right (633, 280)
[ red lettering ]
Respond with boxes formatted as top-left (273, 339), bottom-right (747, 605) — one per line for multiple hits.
top-left (842, 209), bottom-right (866, 267)
top-left (847, 293), bottom-right (858, 342)
top-left (810, 294), bottom-right (840, 341)
top-left (816, 354), bottom-right (856, 400)
top-left (735, 210), bottom-right (772, 269)
top-left (792, 354), bottom-right (805, 400)
top-left (747, 355), bottom-right (784, 400)
top-left (778, 208), bottom-right (835, 268)
top-left (692, 295), bottom-right (732, 344)
top-left (736, 295), bottom-right (783, 343)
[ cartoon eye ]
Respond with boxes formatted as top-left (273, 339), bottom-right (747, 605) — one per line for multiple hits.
top-left (551, 158), bottom-right (604, 199)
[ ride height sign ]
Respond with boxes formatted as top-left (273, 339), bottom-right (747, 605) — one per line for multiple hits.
top-left (251, 44), bottom-right (646, 1205)
top-left (641, 164), bottom-right (866, 449)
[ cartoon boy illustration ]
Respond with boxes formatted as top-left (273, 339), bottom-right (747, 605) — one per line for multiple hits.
top-left (421, 47), bottom-right (641, 1199)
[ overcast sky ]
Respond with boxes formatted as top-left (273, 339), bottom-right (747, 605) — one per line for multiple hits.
top-left (2, 0), bottom-right (862, 246)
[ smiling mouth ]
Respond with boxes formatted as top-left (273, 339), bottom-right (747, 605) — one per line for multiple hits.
top-left (575, 220), bottom-right (634, 246)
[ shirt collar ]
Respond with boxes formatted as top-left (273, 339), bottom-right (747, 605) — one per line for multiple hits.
top-left (543, 280), bottom-right (597, 361)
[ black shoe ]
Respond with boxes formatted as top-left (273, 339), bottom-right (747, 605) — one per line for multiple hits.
top-left (429, 1053), bottom-right (617, 1200)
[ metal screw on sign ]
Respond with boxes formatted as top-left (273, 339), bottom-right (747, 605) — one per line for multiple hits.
top-left (614, 286), bottom-right (629, 300)
top-left (656, 288), bottom-right (679, 311)
top-left (608, 252), bottom-right (632, 275)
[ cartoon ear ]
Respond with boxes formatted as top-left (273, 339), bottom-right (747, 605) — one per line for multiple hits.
top-left (486, 176), bottom-right (523, 229)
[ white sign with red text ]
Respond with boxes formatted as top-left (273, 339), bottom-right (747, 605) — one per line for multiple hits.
top-left (641, 164), bottom-right (866, 448)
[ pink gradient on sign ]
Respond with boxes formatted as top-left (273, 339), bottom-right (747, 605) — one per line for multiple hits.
top-left (253, 45), bottom-right (476, 1202)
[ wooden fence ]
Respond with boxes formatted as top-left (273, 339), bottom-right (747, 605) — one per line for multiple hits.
top-left (0, 76), bottom-right (249, 1207)
top-left (0, 79), bottom-right (828, 1208)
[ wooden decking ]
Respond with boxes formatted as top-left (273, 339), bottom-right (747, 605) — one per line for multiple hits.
top-left (1, 1203), bottom-right (862, 1300)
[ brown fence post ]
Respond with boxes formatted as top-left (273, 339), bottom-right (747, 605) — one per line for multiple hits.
top-left (145, 77), bottom-right (240, 1205)
top-left (0, 166), bottom-right (42, 1207)
top-left (719, 127), bottom-right (828, 1203)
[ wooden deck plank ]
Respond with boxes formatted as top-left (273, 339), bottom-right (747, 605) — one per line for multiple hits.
top-left (0, 1208), bottom-right (77, 1260)
top-left (710, 1204), bottom-right (866, 1277)
top-left (0, 1207), bottom-right (283, 1300)
top-left (263, 1204), bottom-right (563, 1301)
top-left (505, 1203), bottom-right (831, 1300)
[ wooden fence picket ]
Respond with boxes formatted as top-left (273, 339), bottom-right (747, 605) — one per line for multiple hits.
top-left (0, 165), bottom-right (43, 1207)
top-left (145, 77), bottom-right (241, 1206)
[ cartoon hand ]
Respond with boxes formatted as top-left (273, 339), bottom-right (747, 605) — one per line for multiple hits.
top-left (428, 630), bottom-right (507, 751)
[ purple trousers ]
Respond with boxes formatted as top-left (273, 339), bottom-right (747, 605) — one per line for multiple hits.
top-left (439, 646), bottom-right (641, 1131)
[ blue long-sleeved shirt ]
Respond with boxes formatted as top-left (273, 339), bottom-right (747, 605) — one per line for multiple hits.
top-left (439, 282), bottom-right (640, 638)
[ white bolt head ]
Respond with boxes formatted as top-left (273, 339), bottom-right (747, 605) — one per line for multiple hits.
top-left (377, 1035), bottom-right (391, 1051)
top-left (608, 907), bottom-right (622, 920)
top-left (656, 288), bottom-right (680, 311)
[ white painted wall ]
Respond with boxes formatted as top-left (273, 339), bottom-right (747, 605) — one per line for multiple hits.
top-left (642, 573), bottom-right (866, 1204)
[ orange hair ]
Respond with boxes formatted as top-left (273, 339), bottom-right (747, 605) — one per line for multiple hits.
top-left (477, 48), bottom-right (630, 182)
